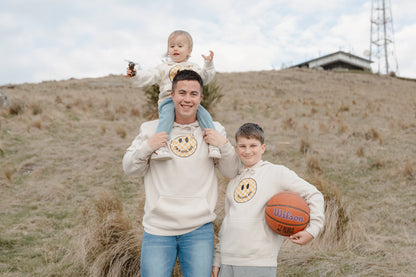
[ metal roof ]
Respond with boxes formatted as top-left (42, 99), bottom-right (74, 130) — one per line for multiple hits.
top-left (292, 51), bottom-right (372, 71)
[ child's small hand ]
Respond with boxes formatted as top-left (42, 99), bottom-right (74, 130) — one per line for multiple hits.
top-left (202, 50), bottom-right (214, 62)
top-left (289, 231), bottom-right (313, 245)
top-left (211, 266), bottom-right (220, 277)
top-left (126, 67), bottom-right (137, 78)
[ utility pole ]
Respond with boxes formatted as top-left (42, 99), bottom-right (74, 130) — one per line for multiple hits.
top-left (369, 0), bottom-right (399, 75)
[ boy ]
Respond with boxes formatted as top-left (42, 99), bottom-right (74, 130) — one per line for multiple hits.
top-left (212, 123), bottom-right (325, 277)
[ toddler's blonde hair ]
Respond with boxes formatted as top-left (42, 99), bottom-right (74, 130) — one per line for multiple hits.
top-left (165, 30), bottom-right (193, 58)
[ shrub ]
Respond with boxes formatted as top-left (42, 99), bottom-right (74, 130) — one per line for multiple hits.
top-left (9, 100), bottom-right (24, 115)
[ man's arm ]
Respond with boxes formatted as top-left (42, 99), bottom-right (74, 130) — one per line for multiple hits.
top-left (206, 123), bottom-right (239, 178)
top-left (122, 124), bottom-right (155, 176)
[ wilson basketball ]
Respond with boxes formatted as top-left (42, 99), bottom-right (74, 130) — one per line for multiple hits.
top-left (265, 191), bottom-right (310, 236)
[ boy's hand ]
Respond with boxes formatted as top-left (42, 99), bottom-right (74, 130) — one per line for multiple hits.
top-left (202, 50), bottom-right (214, 62)
top-left (289, 231), bottom-right (313, 245)
top-left (147, 132), bottom-right (169, 151)
top-left (203, 128), bottom-right (227, 147)
top-left (211, 266), bottom-right (220, 277)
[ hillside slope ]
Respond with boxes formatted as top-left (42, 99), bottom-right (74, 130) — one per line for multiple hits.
top-left (1, 68), bottom-right (415, 276)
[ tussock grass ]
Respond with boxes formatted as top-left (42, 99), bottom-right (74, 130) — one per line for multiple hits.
top-left (365, 127), bottom-right (383, 145)
top-left (8, 100), bottom-right (25, 115)
top-left (116, 126), bottom-right (127, 138)
top-left (403, 160), bottom-right (415, 180)
top-left (81, 191), bottom-right (141, 277)
top-left (299, 139), bottom-right (311, 154)
top-left (306, 155), bottom-right (323, 175)
top-left (307, 174), bottom-right (359, 250)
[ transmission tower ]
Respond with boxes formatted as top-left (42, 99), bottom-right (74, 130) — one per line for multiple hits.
top-left (369, 0), bottom-right (399, 75)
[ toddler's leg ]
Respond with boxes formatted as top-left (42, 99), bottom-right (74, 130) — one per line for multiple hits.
top-left (156, 98), bottom-right (175, 136)
top-left (197, 105), bottom-right (221, 159)
top-left (152, 98), bottom-right (174, 161)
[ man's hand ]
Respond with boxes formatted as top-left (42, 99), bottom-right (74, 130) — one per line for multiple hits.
top-left (203, 128), bottom-right (227, 147)
top-left (147, 132), bottom-right (169, 151)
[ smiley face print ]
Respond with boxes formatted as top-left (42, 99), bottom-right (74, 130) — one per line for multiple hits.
top-left (170, 134), bottom-right (197, 157)
top-left (169, 64), bottom-right (193, 81)
top-left (234, 178), bottom-right (257, 203)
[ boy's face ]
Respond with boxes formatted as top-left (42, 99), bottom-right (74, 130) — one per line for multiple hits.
top-left (236, 136), bottom-right (265, 168)
top-left (168, 34), bottom-right (192, 63)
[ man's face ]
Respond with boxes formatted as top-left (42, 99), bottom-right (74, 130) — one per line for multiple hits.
top-left (236, 136), bottom-right (265, 168)
top-left (171, 80), bottom-right (202, 124)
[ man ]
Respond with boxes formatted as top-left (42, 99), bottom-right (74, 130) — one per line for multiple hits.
top-left (123, 70), bottom-right (239, 277)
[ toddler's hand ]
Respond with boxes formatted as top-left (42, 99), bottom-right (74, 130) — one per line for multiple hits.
top-left (202, 50), bottom-right (214, 62)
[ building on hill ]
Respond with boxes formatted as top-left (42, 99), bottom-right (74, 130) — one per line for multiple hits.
top-left (291, 51), bottom-right (372, 72)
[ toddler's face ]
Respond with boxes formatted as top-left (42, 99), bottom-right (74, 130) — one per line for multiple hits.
top-left (236, 137), bottom-right (265, 168)
top-left (168, 34), bottom-right (192, 63)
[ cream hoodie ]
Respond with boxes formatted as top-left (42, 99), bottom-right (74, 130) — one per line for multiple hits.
top-left (123, 120), bottom-right (239, 236)
top-left (213, 160), bottom-right (325, 267)
top-left (132, 59), bottom-right (215, 104)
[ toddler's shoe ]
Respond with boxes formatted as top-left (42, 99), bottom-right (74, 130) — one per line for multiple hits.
top-left (151, 146), bottom-right (172, 160)
top-left (208, 145), bottom-right (221, 159)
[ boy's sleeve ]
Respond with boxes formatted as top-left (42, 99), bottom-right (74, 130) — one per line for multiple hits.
top-left (213, 229), bottom-right (222, 267)
top-left (122, 124), bottom-right (154, 176)
top-left (303, 188), bottom-right (325, 238)
top-left (213, 179), bottom-right (232, 267)
top-left (214, 122), bottom-right (239, 179)
top-left (279, 167), bottom-right (325, 238)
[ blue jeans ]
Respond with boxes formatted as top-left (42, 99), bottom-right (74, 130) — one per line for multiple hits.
top-left (140, 222), bottom-right (214, 277)
top-left (157, 98), bottom-right (215, 138)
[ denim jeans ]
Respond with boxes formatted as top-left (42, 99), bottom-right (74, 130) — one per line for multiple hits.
top-left (140, 222), bottom-right (214, 277)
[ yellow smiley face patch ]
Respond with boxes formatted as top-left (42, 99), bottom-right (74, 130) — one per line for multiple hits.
top-left (234, 178), bottom-right (257, 203)
top-left (169, 64), bottom-right (193, 81)
top-left (170, 134), bottom-right (197, 157)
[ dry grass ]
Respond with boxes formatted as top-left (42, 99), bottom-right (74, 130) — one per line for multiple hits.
top-left (81, 191), bottom-right (141, 277)
top-left (1, 69), bottom-right (416, 276)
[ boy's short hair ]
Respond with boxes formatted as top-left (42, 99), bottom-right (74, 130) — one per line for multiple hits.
top-left (235, 123), bottom-right (265, 144)
top-left (172, 70), bottom-right (204, 94)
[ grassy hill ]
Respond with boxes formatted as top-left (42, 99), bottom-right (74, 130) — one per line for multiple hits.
top-left (1, 68), bottom-right (415, 276)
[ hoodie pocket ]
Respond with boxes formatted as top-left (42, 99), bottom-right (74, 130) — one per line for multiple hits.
top-left (221, 218), bottom-right (278, 258)
top-left (147, 195), bottom-right (213, 230)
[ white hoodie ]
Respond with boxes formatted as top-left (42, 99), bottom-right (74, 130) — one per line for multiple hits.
top-left (132, 59), bottom-right (215, 104)
top-left (213, 160), bottom-right (325, 267)
top-left (123, 120), bottom-right (239, 236)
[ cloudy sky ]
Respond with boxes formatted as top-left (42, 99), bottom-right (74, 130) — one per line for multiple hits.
top-left (1, 0), bottom-right (415, 85)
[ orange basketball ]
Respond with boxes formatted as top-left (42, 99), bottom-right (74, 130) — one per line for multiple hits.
top-left (265, 191), bottom-right (310, 236)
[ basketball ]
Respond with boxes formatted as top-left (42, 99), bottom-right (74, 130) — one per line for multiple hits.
top-left (265, 191), bottom-right (310, 236)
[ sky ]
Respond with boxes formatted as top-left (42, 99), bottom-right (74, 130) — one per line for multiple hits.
top-left (1, 0), bottom-right (416, 85)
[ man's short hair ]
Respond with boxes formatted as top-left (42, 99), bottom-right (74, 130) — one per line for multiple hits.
top-left (172, 70), bottom-right (204, 94)
top-left (235, 123), bottom-right (265, 144)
